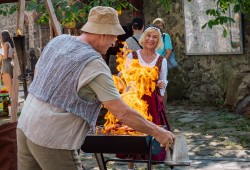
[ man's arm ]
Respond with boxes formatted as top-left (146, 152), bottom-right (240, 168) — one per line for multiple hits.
top-left (80, 59), bottom-right (175, 148)
top-left (102, 98), bottom-right (174, 150)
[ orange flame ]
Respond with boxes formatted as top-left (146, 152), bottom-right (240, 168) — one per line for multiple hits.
top-left (16, 29), bottom-right (22, 36)
top-left (100, 42), bottom-right (159, 135)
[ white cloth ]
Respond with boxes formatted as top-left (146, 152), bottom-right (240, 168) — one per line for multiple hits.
top-left (0, 48), bottom-right (3, 56)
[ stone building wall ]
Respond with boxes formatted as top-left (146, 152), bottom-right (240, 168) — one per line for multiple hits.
top-left (0, 13), bottom-right (17, 36)
top-left (144, 0), bottom-right (250, 104)
top-left (0, 11), bottom-right (50, 58)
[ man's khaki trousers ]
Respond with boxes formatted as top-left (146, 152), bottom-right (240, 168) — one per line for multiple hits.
top-left (17, 129), bottom-right (82, 170)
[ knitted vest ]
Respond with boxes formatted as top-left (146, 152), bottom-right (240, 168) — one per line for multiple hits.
top-left (29, 34), bottom-right (102, 128)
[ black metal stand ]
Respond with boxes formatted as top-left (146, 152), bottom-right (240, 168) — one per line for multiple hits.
top-left (13, 35), bottom-right (28, 99)
top-left (81, 135), bottom-right (190, 170)
top-left (93, 137), bottom-right (172, 170)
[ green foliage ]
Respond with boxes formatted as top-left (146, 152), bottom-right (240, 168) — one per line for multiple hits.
top-left (0, 3), bottom-right (18, 16)
top-left (34, 0), bottom-right (136, 28)
top-left (157, 0), bottom-right (249, 38)
top-left (191, 0), bottom-right (250, 37)
top-left (0, 0), bottom-right (136, 28)
top-left (157, 0), bottom-right (173, 13)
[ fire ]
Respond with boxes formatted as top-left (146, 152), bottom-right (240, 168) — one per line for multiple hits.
top-left (100, 42), bottom-right (159, 135)
top-left (116, 6), bottom-right (122, 15)
top-left (16, 29), bottom-right (22, 36)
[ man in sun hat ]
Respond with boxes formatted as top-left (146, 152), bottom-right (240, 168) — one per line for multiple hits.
top-left (17, 6), bottom-right (174, 169)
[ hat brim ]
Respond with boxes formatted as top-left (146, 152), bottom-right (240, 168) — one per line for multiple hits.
top-left (81, 21), bottom-right (125, 35)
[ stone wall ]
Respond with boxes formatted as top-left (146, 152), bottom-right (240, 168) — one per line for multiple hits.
top-left (0, 13), bottom-right (17, 36)
top-left (144, 0), bottom-right (250, 104)
top-left (0, 11), bottom-right (50, 58)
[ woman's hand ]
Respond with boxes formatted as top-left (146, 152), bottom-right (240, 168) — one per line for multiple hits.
top-left (157, 80), bottom-right (166, 89)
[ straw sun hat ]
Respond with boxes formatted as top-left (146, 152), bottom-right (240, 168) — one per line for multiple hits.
top-left (81, 6), bottom-right (125, 35)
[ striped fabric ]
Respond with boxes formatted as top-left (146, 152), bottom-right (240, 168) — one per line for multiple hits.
top-left (29, 34), bottom-right (102, 128)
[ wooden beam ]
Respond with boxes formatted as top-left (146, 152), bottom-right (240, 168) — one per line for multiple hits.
top-left (10, 0), bottom-right (25, 122)
top-left (10, 52), bottom-right (21, 123)
top-left (45, 0), bottom-right (62, 36)
top-left (16, 0), bottom-right (25, 34)
top-left (49, 19), bottom-right (56, 39)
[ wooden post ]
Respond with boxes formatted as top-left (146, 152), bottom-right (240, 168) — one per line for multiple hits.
top-left (10, 53), bottom-right (21, 123)
top-left (45, 0), bottom-right (62, 36)
top-left (10, 0), bottom-right (25, 123)
top-left (16, 0), bottom-right (25, 34)
top-left (49, 20), bottom-right (56, 39)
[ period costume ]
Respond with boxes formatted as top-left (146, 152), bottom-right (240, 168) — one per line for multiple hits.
top-left (117, 50), bottom-right (171, 162)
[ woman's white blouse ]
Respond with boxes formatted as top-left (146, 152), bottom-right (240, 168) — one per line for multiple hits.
top-left (126, 50), bottom-right (168, 96)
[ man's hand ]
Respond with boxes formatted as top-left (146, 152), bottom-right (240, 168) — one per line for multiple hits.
top-left (154, 127), bottom-right (175, 151)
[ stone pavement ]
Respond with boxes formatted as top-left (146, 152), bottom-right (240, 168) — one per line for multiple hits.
top-left (1, 99), bottom-right (250, 169)
top-left (80, 156), bottom-right (250, 170)
top-left (80, 102), bottom-right (250, 170)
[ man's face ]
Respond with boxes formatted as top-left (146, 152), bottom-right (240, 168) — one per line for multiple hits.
top-left (99, 35), bottom-right (117, 54)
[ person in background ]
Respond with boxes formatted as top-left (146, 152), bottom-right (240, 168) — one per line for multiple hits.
top-left (117, 25), bottom-right (171, 170)
top-left (153, 18), bottom-right (173, 107)
top-left (26, 48), bottom-right (38, 81)
top-left (123, 17), bottom-right (144, 51)
top-left (0, 30), bottom-right (14, 98)
top-left (17, 6), bottom-right (174, 170)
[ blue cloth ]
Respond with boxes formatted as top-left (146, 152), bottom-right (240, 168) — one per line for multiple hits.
top-left (156, 33), bottom-right (172, 57)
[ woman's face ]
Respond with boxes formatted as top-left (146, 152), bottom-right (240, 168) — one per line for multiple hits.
top-left (155, 22), bottom-right (164, 30)
top-left (144, 30), bottom-right (160, 50)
